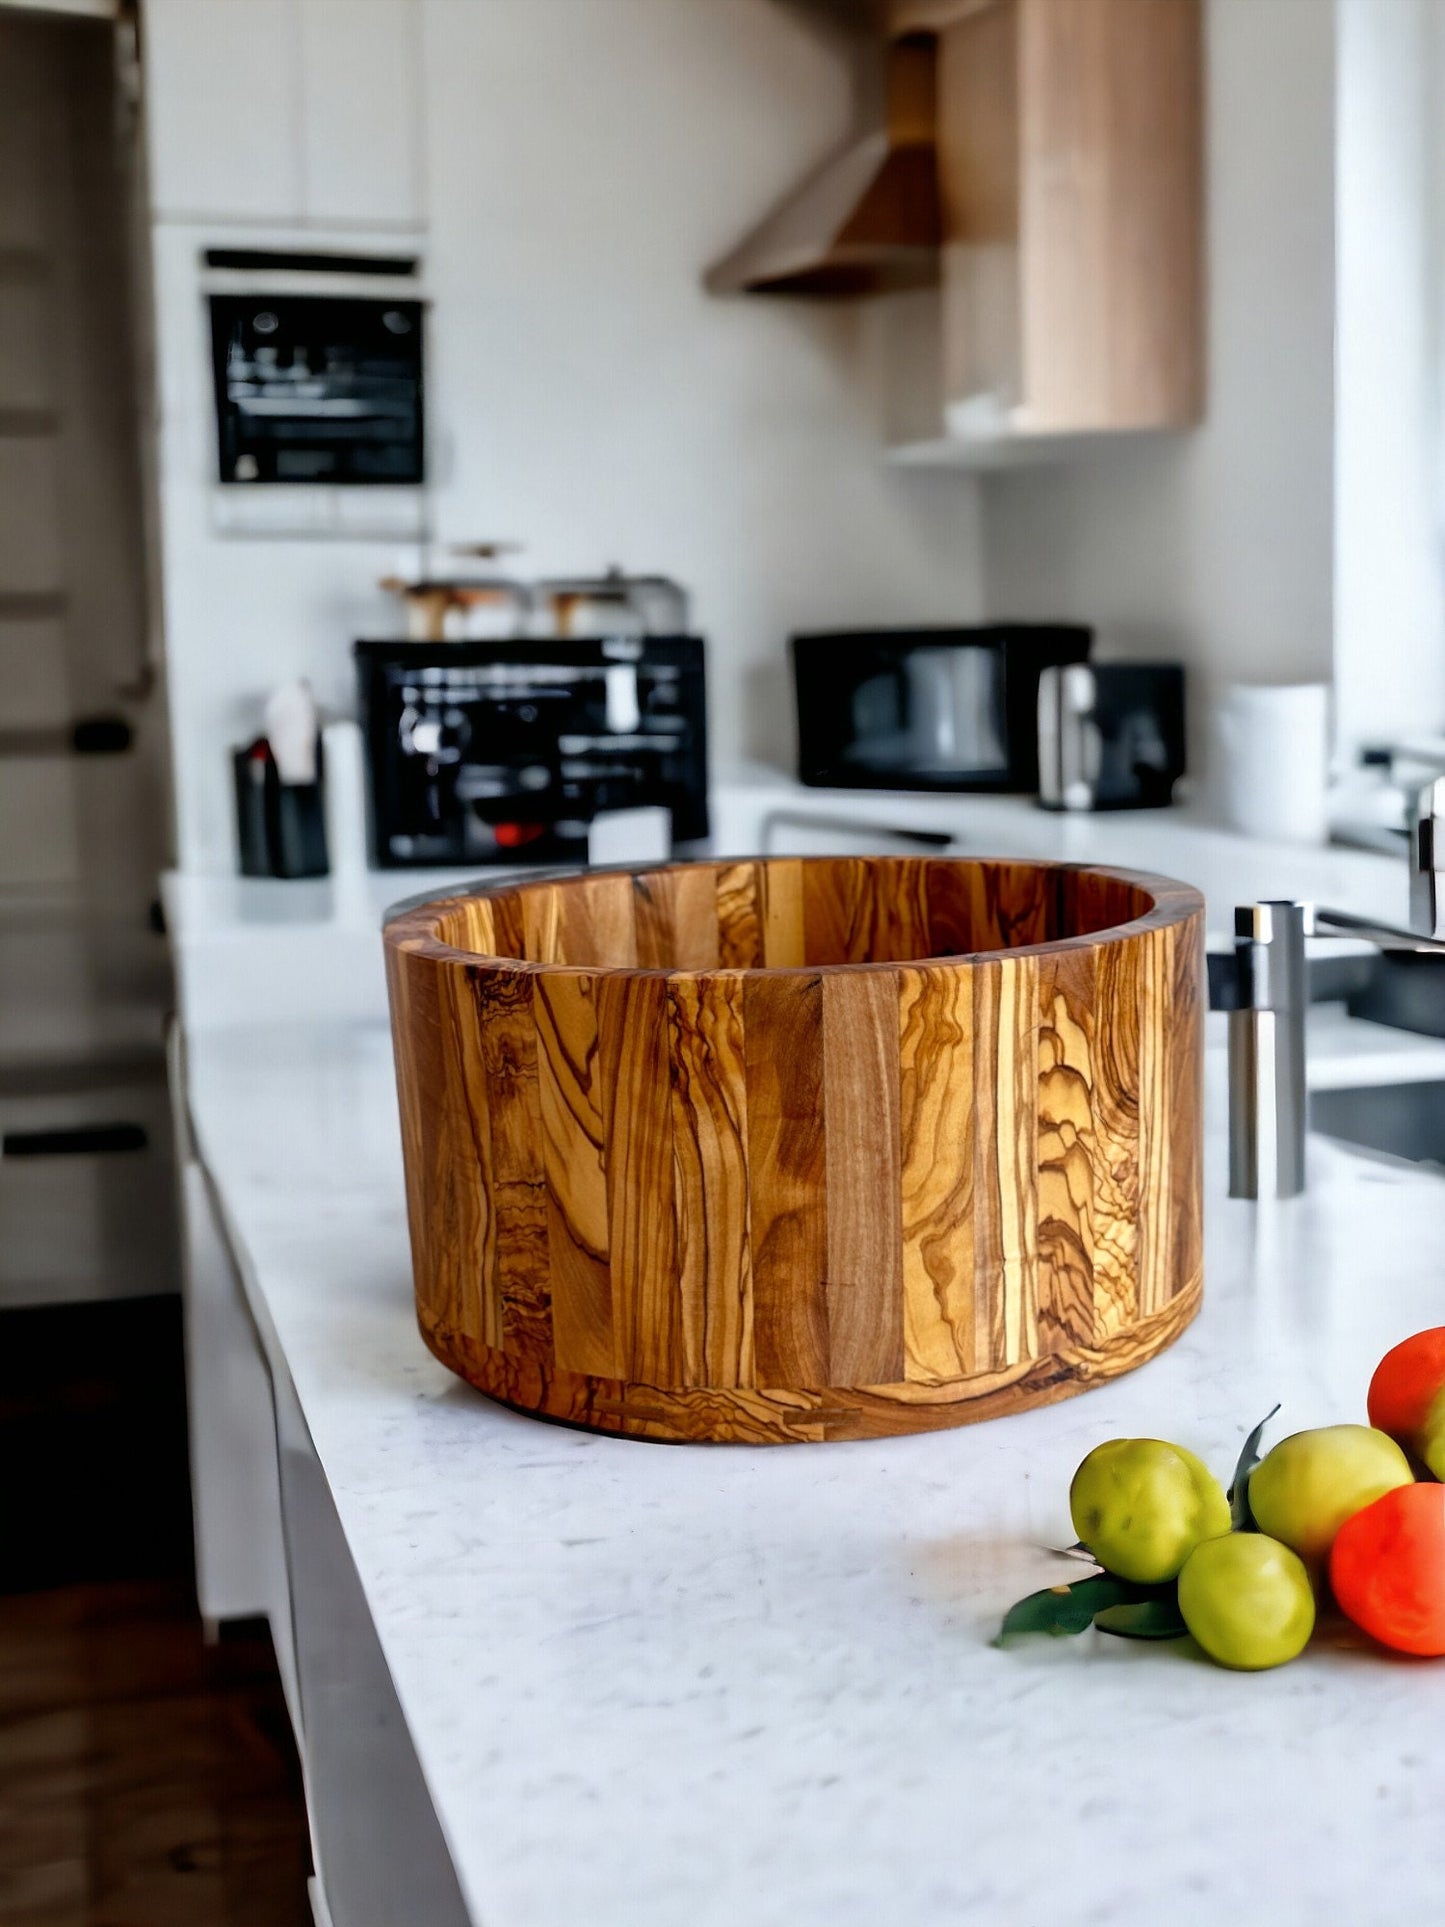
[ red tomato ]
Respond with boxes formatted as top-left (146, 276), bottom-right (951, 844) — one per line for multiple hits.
top-left (1368, 1326), bottom-right (1445, 1443)
top-left (1330, 1483), bottom-right (1445, 1658)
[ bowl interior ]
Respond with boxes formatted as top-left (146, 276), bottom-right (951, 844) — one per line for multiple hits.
top-left (424, 857), bottom-right (1157, 971)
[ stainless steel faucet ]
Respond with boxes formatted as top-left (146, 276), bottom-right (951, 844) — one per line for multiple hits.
top-left (1211, 780), bottom-right (1445, 1199)
top-left (1210, 901), bottom-right (1309, 1199)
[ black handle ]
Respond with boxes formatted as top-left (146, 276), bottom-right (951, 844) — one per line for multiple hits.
top-left (0, 714), bottom-right (134, 758)
top-left (3, 1123), bottom-right (148, 1158)
top-left (1206, 949), bottom-right (1245, 1012)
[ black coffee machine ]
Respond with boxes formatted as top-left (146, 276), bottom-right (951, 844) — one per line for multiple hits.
top-left (355, 637), bottom-right (708, 867)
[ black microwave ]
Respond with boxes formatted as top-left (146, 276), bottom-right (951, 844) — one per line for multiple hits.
top-left (792, 625), bottom-right (1092, 793)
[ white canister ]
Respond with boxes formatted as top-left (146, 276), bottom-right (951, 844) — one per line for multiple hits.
top-left (321, 718), bottom-right (372, 922)
top-left (1212, 682), bottom-right (1331, 844)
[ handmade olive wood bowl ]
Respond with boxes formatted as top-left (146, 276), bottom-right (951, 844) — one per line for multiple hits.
top-left (383, 856), bottom-right (1205, 1444)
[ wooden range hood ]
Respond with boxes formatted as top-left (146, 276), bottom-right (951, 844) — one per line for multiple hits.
top-left (706, 34), bottom-right (939, 297)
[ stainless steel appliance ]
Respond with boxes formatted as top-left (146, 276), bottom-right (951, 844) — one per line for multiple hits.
top-left (792, 625), bottom-right (1091, 793)
top-left (1210, 779), bottom-right (1445, 1198)
top-left (379, 571), bottom-right (532, 643)
top-left (355, 637), bottom-right (708, 867)
top-left (377, 561), bottom-right (688, 645)
top-left (532, 569), bottom-right (688, 639)
top-left (1038, 661), bottom-right (1186, 811)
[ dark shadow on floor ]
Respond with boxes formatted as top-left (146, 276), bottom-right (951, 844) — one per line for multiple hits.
top-left (0, 1300), bottom-right (313, 1925)
top-left (0, 1300), bottom-right (193, 1596)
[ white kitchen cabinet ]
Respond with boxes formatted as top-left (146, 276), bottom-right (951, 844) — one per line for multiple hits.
top-left (298, 0), bottom-right (423, 227)
top-left (168, 1023), bottom-right (294, 1669)
top-left (143, 0), bottom-right (424, 227)
top-left (144, 0), bottom-right (304, 222)
top-left (175, 1157), bottom-right (292, 1643)
top-left (169, 1008), bottom-right (469, 1925)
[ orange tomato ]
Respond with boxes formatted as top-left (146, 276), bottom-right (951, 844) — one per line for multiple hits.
top-left (1330, 1483), bottom-right (1445, 1658)
top-left (1368, 1326), bottom-right (1445, 1440)
top-left (1368, 1327), bottom-right (1445, 1480)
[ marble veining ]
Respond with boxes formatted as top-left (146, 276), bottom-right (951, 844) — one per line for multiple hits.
top-left (186, 1019), bottom-right (1445, 1927)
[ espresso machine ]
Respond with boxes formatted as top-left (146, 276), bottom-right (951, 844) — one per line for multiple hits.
top-left (355, 632), bottom-right (708, 868)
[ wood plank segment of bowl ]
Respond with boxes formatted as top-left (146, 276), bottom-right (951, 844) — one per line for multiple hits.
top-left (897, 962), bottom-right (976, 1383)
top-left (598, 969), bottom-right (678, 1384)
top-left (385, 856), bottom-right (1205, 1444)
top-left (743, 969), bottom-right (828, 1386)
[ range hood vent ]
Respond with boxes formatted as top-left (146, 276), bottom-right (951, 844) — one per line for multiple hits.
top-left (707, 35), bottom-right (940, 297)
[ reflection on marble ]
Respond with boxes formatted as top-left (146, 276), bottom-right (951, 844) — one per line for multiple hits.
top-left (187, 1022), bottom-right (1445, 1927)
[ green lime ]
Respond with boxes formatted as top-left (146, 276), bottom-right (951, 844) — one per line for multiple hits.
top-left (1177, 1531), bottom-right (1315, 1670)
top-left (1248, 1425), bottom-right (1413, 1566)
top-left (1069, 1438), bottom-right (1231, 1584)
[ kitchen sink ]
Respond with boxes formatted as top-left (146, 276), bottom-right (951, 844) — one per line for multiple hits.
top-left (1310, 1080), bottom-right (1445, 1167)
top-left (1339, 953), bottom-right (1445, 1040)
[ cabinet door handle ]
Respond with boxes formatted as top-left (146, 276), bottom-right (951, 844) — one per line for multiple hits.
top-left (0, 716), bottom-right (134, 759)
top-left (2, 1123), bottom-right (148, 1159)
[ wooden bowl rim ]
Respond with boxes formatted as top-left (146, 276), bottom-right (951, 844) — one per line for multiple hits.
top-left (382, 856), bottom-right (1204, 979)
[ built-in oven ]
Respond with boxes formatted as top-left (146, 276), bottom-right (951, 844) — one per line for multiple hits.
top-left (208, 291), bottom-right (424, 487)
top-left (200, 246), bottom-right (428, 538)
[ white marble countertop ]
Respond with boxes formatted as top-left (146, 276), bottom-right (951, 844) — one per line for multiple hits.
top-left (184, 1012), bottom-right (1445, 1927)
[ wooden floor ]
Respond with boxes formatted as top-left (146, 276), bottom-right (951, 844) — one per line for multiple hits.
top-left (0, 1301), bottom-right (313, 1927)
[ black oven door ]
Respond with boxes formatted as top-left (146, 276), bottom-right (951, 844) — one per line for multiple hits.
top-left (209, 294), bottom-right (424, 486)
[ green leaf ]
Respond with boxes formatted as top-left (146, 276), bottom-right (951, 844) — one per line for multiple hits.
top-left (993, 1573), bottom-right (1133, 1647)
top-left (1229, 1403), bottom-right (1282, 1531)
top-left (1093, 1594), bottom-right (1189, 1642)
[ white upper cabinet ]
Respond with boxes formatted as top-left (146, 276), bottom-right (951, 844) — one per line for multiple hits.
top-left (144, 0), bottom-right (423, 227)
top-left (298, 0), bottom-right (423, 227)
top-left (144, 0), bottom-right (304, 222)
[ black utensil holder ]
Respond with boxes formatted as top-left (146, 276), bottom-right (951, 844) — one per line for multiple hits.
top-left (233, 743), bottom-right (328, 878)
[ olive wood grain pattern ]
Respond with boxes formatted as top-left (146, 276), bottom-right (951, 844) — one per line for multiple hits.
top-left (386, 856), bottom-right (1205, 1444)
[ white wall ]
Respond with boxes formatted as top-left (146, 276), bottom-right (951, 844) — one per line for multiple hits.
top-left (144, 0), bottom-right (986, 874)
top-left (979, 0), bottom-right (1337, 782)
top-left (1333, 0), bottom-right (1445, 758)
top-left (421, 0), bottom-right (986, 785)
